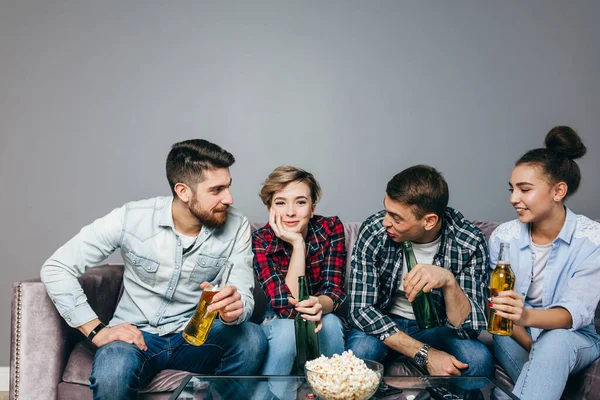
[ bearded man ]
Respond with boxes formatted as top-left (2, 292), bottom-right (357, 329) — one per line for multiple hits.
top-left (41, 139), bottom-right (266, 400)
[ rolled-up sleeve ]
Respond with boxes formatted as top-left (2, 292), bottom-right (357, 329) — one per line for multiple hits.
top-left (223, 216), bottom-right (255, 325)
top-left (252, 236), bottom-right (294, 318)
top-left (546, 246), bottom-right (600, 331)
top-left (449, 234), bottom-right (490, 336)
top-left (348, 222), bottom-right (399, 341)
top-left (40, 206), bottom-right (124, 327)
top-left (314, 217), bottom-right (346, 311)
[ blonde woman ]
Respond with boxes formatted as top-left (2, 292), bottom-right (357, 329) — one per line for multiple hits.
top-left (253, 166), bottom-right (346, 376)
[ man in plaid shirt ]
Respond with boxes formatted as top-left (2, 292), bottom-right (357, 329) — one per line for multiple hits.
top-left (347, 165), bottom-right (494, 378)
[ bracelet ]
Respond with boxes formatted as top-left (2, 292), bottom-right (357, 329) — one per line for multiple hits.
top-left (87, 322), bottom-right (106, 342)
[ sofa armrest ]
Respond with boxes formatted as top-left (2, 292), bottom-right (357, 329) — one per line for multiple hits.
top-left (10, 264), bottom-right (124, 400)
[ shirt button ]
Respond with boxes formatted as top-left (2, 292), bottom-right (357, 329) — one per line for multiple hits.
top-left (66, 317), bottom-right (71, 322)
top-left (169, 287), bottom-right (173, 290)
top-left (202, 261), bottom-right (206, 265)
top-left (177, 242), bottom-right (181, 246)
top-left (132, 260), bottom-right (137, 265)
top-left (156, 313), bottom-right (159, 316)
top-left (176, 266), bottom-right (179, 269)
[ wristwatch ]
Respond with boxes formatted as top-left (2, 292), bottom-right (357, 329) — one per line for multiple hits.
top-left (413, 344), bottom-right (430, 368)
top-left (87, 322), bottom-right (106, 342)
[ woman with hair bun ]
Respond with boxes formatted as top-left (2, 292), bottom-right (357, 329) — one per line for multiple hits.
top-left (488, 126), bottom-right (600, 400)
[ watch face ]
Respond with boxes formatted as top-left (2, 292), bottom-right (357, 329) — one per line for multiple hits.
top-left (414, 352), bottom-right (426, 367)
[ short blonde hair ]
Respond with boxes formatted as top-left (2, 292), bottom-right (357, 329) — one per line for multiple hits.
top-left (259, 166), bottom-right (322, 207)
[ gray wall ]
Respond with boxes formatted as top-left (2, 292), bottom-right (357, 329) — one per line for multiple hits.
top-left (1, 0), bottom-right (599, 365)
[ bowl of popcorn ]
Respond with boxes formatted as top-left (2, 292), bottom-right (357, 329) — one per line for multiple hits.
top-left (305, 350), bottom-right (383, 400)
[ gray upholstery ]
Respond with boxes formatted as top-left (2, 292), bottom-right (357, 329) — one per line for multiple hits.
top-left (10, 221), bottom-right (600, 399)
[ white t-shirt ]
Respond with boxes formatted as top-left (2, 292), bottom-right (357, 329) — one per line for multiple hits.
top-left (175, 230), bottom-right (198, 252)
top-left (526, 241), bottom-right (552, 308)
top-left (389, 236), bottom-right (442, 319)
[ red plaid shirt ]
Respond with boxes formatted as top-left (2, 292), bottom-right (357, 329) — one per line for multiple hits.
top-left (252, 215), bottom-right (347, 318)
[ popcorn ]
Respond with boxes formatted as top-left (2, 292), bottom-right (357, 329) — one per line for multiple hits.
top-left (305, 351), bottom-right (381, 400)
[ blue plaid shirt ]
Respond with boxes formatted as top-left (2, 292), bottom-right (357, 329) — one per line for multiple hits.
top-left (349, 207), bottom-right (490, 340)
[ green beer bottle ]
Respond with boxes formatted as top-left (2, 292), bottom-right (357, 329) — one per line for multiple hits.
top-left (402, 241), bottom-right (441, 329)
top-left (295, 276), bottom-right (320, 372)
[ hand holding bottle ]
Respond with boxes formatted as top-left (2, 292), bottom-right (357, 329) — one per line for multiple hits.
top-left (403, 264), bottom-right (454, 302)
top-left (289, 295), bottom-right (323, 333)
top-left (489, 290), bottom-right (527, 325)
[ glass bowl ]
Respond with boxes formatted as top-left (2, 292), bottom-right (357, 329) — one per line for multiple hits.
top-left (305, 359), bottom-right (383, 400)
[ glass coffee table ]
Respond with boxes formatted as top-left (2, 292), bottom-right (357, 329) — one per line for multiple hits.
top-left (169, 375), bottom-right (519, 399)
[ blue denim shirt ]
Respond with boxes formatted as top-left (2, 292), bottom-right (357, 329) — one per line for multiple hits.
top-left (41, 197), bottom-right (255, 335)
top-left (489, 208), bottom-right (600, 340)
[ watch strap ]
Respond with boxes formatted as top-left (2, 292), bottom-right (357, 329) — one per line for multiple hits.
top-left (414, 344), bottom-right (430, 366)
top-left (87, 322), bottom-right (106, 342)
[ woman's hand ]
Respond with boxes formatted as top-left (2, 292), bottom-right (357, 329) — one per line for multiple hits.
top-left (289, 296), bottom-right (323, 333)
top-left (269, 208), bottom-right (304, 247)
top-left (490, 290), bottom-right (529, 326)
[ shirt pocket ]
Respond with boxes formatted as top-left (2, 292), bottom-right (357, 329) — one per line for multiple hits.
top-left (125, 251), bottom-right (160, 287)
top-left (190, 254), bottom-right (227, 285)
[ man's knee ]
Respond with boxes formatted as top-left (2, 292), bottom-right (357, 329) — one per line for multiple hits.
top-left (450, 339), bottom-right (494, 378)
top-left (90, 341), bottom-right (142, 397)
top-left (235, 321), bottom-right (268, 358)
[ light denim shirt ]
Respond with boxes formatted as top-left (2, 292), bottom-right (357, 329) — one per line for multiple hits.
top-left (489, 208), bottom-right (600, 341)
top-left (41, 197), bottom-right (255, 336)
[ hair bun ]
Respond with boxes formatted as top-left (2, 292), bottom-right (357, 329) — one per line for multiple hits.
top-left (544, 126), bottom-right (587, 159)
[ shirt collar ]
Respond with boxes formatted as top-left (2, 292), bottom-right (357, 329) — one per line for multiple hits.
top-left (518, 207), bottom-right (575, 249)
top-left (157, 197), bottom-right (216, 238)
top-left (158, 197), bottom-right (175, 228)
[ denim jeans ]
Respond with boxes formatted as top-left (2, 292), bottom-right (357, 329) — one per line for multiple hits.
top-left (260, 312), bottom-right (345, 375)
top-left (89, 320), bottom-right (267, 400)
top-left (346, 315), bottom-right (494, 378)
top-left (254, 312), bottom-right (345, 400)
top-left (493, 324), bottom-right (600, 400)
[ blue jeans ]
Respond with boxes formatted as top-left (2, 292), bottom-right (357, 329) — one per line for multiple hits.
top-left (346, 315), bottom-right (494, 378)
top-left (493, 325), bottom-right (600, 400)
top-left (89, 320), bottom-right (267, 400)
top-left (260, 313), bottom-right (345, 375)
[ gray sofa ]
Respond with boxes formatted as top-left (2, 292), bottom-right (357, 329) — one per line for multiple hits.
top-left (10, 221), bottom-right (600, 399)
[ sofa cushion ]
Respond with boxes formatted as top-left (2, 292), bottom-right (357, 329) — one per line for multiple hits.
top-left (62, 341), bottom-right (187, 393)
top-left (471, 220), bottom-right (499, 241)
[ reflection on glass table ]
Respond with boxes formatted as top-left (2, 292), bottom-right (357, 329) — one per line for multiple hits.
top-left (168, 375), bottom-right (519, 400)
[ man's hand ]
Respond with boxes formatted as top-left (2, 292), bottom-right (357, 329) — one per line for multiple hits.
top-left (91, 323), bottom-right (147, 351)
top-left (289, 296), bottom-right (323, 333)
top-left (203, 282), bottom-right (244, 323)
top-left (269, 208), bottom-right (305, 247)
top-left (426, 347), bottom-right (468, 376)
top-left (404, 264), bottom-right (454, 302)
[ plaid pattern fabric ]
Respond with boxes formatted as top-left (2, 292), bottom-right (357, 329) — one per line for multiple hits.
top-left (349, 208), bottom-right (490, 340)
top-left (253, 215), bottom-right (347, 318)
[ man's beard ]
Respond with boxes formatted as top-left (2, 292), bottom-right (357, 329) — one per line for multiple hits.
top-left (189, 198), bottom-right (229, 229)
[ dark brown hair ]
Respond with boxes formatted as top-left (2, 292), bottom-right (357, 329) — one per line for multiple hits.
top-left (516, 126), bottom-right (587, 199)
top-left (386, 165), bottom-right (449, 219)
top-left (166, 139), bottom-right (235, 195)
